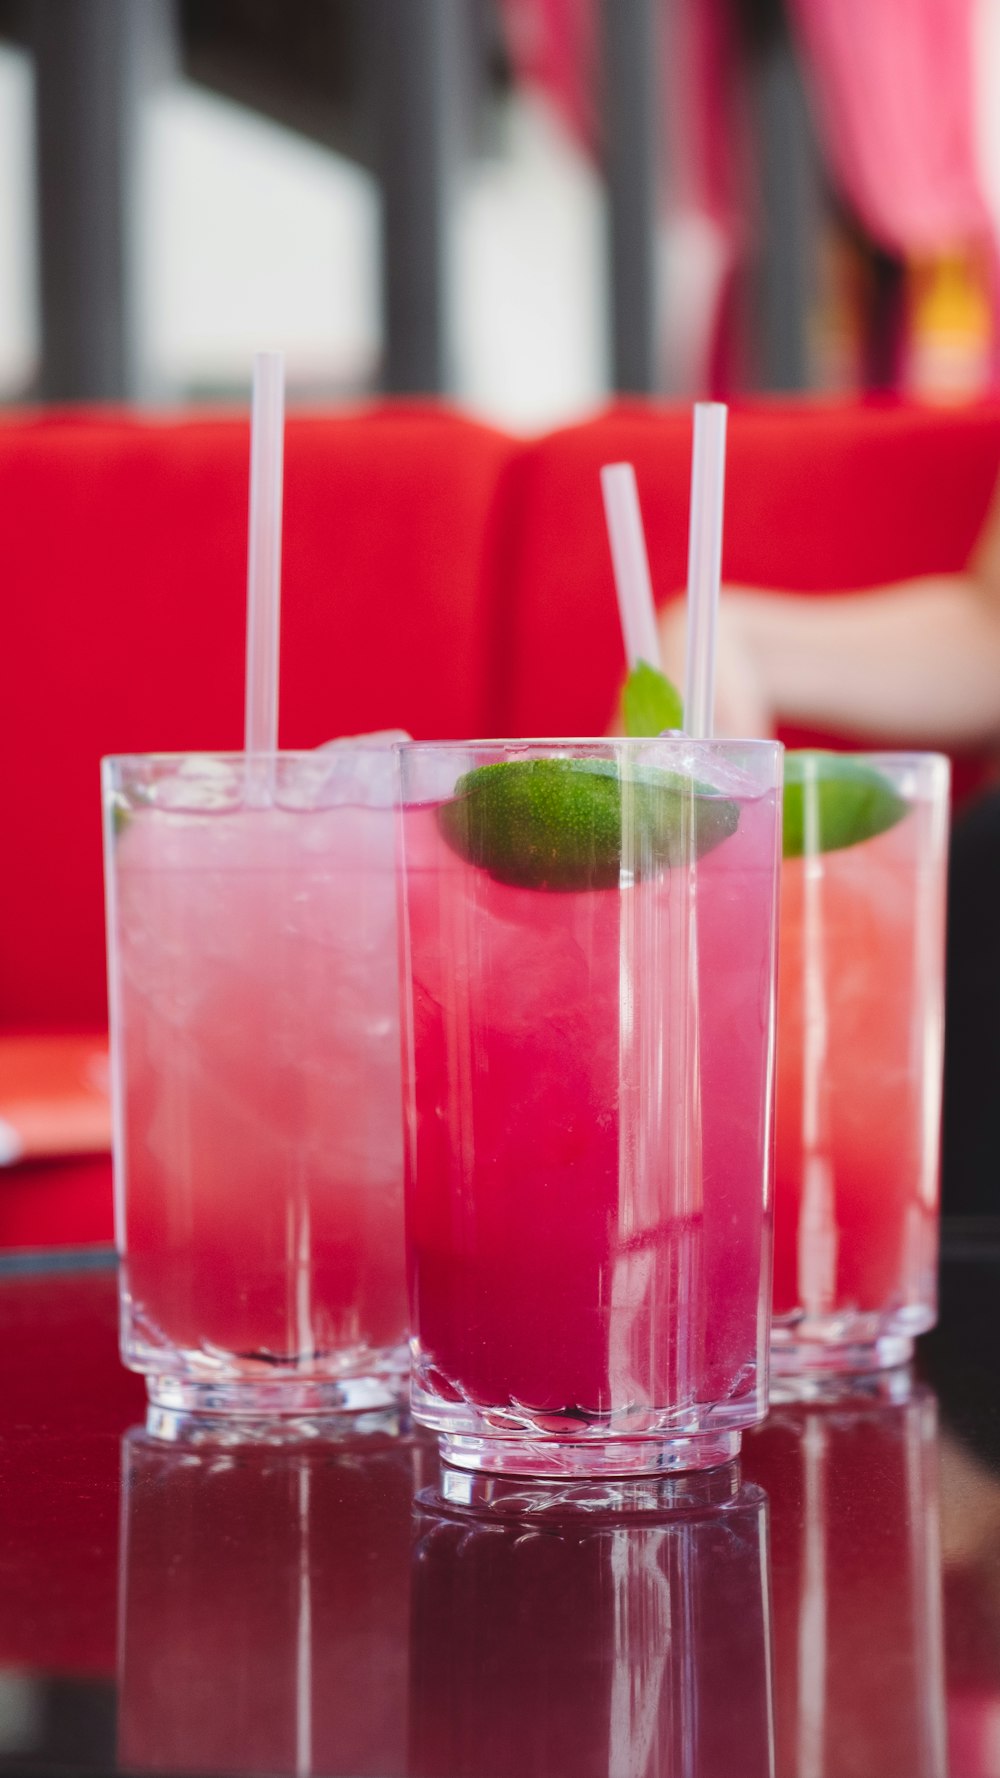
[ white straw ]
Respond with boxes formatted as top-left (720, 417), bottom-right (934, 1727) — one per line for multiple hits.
top-left (244, 350), bottom-right (286, 757)
top-left (683, 403), bottom-right (728, 739)
top-left (600, 463), bottom-right (663, 673)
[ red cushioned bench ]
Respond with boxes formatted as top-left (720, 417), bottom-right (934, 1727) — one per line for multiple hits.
top-left (3, 397), bottom-right (998, 1249)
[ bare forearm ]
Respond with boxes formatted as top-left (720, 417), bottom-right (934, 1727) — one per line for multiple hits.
top-left (726, 579), bottom-right (1000, 747)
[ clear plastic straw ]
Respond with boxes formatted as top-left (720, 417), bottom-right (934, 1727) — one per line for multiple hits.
top-left (683, 403), bottom-right (728, 739)
top-left (244, 350), bottom-right (286, 761)
top-left (600, 463), bottom-right (663, 673)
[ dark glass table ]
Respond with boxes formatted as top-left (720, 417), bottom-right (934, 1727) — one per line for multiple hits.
top-left (1, 1231), bottom-right (999, 1778)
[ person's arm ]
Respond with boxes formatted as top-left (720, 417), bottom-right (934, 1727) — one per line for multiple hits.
top-left (658, 572), bottom-right (1000, 748)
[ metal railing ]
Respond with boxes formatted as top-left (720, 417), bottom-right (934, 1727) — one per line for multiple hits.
top-left (12, 0), bottom-right (817, 402)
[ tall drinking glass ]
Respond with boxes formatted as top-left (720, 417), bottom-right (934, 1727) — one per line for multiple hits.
top-left (103, 749), bottom-right (407, 1418)
top-left (772, 753), bottom-right (950, 1380)
top-left (397, 737), bottom-right (782, 1476)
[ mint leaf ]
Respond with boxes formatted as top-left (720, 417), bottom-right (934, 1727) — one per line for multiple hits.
top-left (621, 660), bottom-right (684, 737)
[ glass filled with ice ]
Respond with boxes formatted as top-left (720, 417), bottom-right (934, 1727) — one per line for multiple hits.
top-left (772, 751), bottom-right (950, 1381)
top-left (397, 736), bottom-right (782, 1477)
top-left (103, 746), bottom-right (407, 1418)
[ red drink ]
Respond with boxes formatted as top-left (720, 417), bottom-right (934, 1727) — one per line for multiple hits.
top-left (398, 740), bottom-right (782, 1476)
top-left (772, 754), bottom-right (949, 1376)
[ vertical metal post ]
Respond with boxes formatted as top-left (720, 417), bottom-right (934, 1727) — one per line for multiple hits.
top-left (371, 0), bottom-right (462, 395)
top-left (750, 28), bottom-right (819, 393)
top-left (603, 0), bottom-right (660, 394)
top-left (28, 0), bottom-right (173, 401)
top-left (863, 247), bottom-right (906, 392)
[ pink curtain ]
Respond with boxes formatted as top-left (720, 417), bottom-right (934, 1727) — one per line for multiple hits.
top-left (787, 0), bottom-right (993, 255)
top-left (496, 0), bottom-right (742, 229)
top-left (497, 0), bottom-right (599, 148)
top-left (495, 0), bottom-right (747, 390)
top-left (496, 0), bottom-right (999, 387)
top-left (665, 0), bottom-right (751, 391)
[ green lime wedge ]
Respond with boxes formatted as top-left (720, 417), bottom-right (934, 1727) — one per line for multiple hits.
top-left (436, 757), bottom-right (740, 891)
top-left (782, 752), bottom-right (908, 859)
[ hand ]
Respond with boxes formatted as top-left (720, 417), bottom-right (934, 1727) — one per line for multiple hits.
top-left (657, 591), bottom-right (777, 739)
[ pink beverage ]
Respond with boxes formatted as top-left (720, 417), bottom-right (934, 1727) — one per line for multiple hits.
top-left (410, 1475), bottom-right (774, 1778)
top-left (398, 739), bottom-right (782, 1476)
top-left (772, 754), bottom-right (950, 1378)
top-left (103, 751), bottom-right (407, 1416)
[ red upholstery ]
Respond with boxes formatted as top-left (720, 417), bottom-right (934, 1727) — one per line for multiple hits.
top-left (497, 398), bottom-right (1000, 736)
top-left (1, 406), bottom-right (517, 1033)
top-left (0, 1156), bottom-right (115, 1248)
top-left (2, 397), bottom-right (999, 1250)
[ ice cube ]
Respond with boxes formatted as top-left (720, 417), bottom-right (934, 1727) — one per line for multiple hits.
top-left (653, 741), bottom-right (770, 803)
top-left (149, 756), bottom-right (246, 811)
top-left (318, 729), bottom-right (413, 751)
top-left (299, 729), bottom-right (414, 809)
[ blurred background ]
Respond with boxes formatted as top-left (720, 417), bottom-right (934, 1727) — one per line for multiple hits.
top-left (0, 0), bottom-right (998, 430)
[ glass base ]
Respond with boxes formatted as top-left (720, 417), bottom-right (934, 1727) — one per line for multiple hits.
top-left (766, 1363), bottom-right (918, 1414)
top-left (769, 1331), bottom-right (914, 1402)
top-left (438, 1427), bottom-right (741, 1478)
top-left (145, 1400), bottom-right (410, 1448)
top-left (422, 1458), bottom-right (744, 1520)
top-left (145, 1371), bottom-right (402, 1421)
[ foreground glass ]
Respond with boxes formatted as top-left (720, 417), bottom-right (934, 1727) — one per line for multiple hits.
top-left (397, 737), bottom-right (782, 1476)
top-left (772, 753), bottom-right (950, 1380)
top-left (103, 750), bottom-right (407, 1416)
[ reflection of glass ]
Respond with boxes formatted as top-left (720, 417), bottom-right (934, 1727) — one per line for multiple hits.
top-left (936, 1421), bottom-right (1000, 1777)
top-left (747, 1374), bottom-right (945, 1778)
top-left (118, 1414), bottom-right (424, 1776)
top-left (409, 1471), bottom-right (775, 1778)
top-left (398, 738), bottom-right (781, 1477)
top-left (104, 750), bottom-right (407, 1418)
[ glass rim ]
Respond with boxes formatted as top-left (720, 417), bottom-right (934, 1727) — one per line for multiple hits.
top-left (789, 747), bottom-right (951, 770)
top-left (101, 748), bottom-right (396, 770)
top-left (394, 736), bottom-right (784, 754)
top-left (786, 749), bottom-right (951, 800)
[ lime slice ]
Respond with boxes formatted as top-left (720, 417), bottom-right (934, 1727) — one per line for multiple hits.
top-left (782, 752), bottom-right (908, 859)
top-left (436, 757), bottom-right (739, 891)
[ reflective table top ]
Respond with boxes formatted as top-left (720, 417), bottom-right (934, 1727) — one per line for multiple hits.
top-left (1, 1233), bottom-right (999, 1778)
